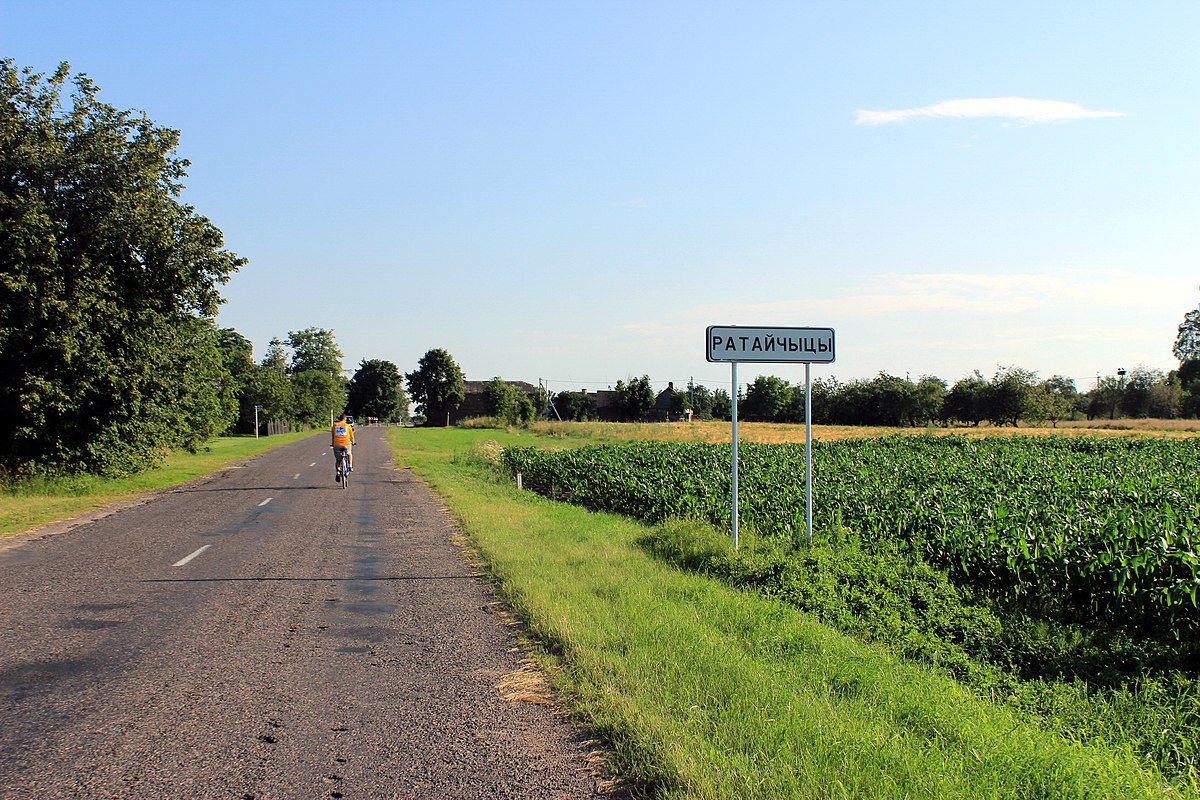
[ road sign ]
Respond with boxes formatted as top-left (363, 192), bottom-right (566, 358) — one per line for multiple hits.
top-left (706, 325), bottom-right (835, 364)
top-left (706, 324), bottom-right (837, 551)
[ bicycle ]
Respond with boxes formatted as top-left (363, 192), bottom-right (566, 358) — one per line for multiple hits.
top-left (335, 447), bottom-right (350, 489)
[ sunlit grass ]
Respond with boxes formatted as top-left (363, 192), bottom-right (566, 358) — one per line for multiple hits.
top-left (0, 430), bottom-right (320, 538)
top-left (388, 426), bottom-right (1183, 799)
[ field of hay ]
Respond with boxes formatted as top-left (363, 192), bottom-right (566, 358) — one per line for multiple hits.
top-left (524, 417), bottom-right (1200, 445)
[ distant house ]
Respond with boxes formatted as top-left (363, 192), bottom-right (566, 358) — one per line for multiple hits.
top-left (585, 389), bottom-right (621, 422)
top-left (552, 383), bottom-right (686, 422)
top-left (648, 381), bottom-right (682, 422)
top-left (451, 380), bottom-right (539, 424)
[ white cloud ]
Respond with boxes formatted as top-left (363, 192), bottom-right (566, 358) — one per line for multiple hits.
top-left (676, 270), bottom-right (1182, 323)
top-left (855, 97), bottom-right (1125, 126)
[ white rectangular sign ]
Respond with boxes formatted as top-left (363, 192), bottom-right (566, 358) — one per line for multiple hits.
top-left (706, 325), bottom-right (835, 364)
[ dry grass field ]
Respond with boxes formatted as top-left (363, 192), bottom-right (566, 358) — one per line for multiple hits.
top-left (524, 418), bottom-right (1200, 445)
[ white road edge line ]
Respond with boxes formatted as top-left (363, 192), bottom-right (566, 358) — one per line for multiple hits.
top-left (172, 545), bottom-right (211, 567)
top-left (258, 498), bottom-right (272, 507)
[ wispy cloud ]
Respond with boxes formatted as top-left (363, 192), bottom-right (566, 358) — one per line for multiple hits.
top-left (600, 270), bottom-right (1188, 383)
top-left (855, 97), bottom-right (1125, 126)
top-left (674, 270), bottom-right (1184, 322)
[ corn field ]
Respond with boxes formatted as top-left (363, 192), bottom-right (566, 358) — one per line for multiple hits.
top-left (503, 436), bottom-right (1200, 636)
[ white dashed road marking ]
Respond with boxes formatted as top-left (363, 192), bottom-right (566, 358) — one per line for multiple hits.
top-left (172, 545), bottom-right (211, 567)
top-left (258, 498), bottom-right (272, 507)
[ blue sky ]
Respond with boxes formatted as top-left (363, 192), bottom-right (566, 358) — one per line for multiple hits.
top-left (5, 1), bottom-right (1198, 394)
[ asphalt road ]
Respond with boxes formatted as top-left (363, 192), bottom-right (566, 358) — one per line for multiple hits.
top-left (0, 428), bottom-right (619, 799)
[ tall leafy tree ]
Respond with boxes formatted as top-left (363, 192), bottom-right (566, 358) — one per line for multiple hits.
top-left (261, 337), bottom-right (290, 374)
top-left (1037, 375), bottom-right (1078, 427)
top-left (482, 377), bottom-right (536, 427)
top-left (808, 378), bottom-right (842, 424)
top-left (346, 359), bottom-right (407, 423)
top-left (0, 61), bottom-right (244, 474)
top-left (984, 366), bottom-right (1039, 427)
top-left (216, 328), bottom-right (256, 433)
top-left (614, 375), bottom-right (655, 422)
top-left (217, 328), bottom-right (255, 380)
top-left (1174, 303), bottom-right (1200, 364)
top-left (174, 319), bottom-right (240, 446)
top-left (553, 390), bottom-right (595, 421)
top-left (742, 375), bottom-right (792, 422)
top-left (1177, 360), bottom-right (1200, 418)
top-left (667, 388), bottom-right (690, 420)
top-left (945, 372), bottom-right (989, 426)
top-left (686, 381), bottom-right (715, 420)
top-left (711, 388), bottom-right (733, 421)
top-left (1146, 379), bottom-right (1183, 419)
top-left (1119, 366), bottom-right (1177, 419)
top-left (282, 327), bottom-right (344, 427)
top-left (287, 327), bottom-right (342, 375)
top-left (866, 372), bottom-right (915, 427)
top-left (912, 376), bottom-right (948, 426)
top-left (291, 370), bottom-right (345, 427)
top-left (406, 348), bottom-right (465, 426)
top-left (1172, 300), bottom-right (1200, 419)
top-left (240, 365), bottom-right (295, 432)
top-left (1087, 376), bottom-right (1124, 421)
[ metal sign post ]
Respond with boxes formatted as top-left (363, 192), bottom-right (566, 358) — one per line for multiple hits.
top-left (805, 363), bottom-right (813, 543)
top-left (731, 361), bottom-right (739, 549)
top-left (706, 325), bottom-right (835, 549)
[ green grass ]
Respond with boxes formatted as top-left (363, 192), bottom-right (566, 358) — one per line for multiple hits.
top-left (499, 431), bottom-right (1200, 784)
top-left (0, 430), bottom-right (321, 538)
top-left (389, 426), bottom-right (1184, 799)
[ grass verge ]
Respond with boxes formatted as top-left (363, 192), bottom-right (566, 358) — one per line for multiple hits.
top-left (0, 430), bottom-right (320, 538)
top-left (389, 426), bottom-right (1182, 799)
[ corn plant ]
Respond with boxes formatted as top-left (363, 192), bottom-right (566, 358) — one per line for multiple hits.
top-left (503, 436), bottom-right (1200, 637)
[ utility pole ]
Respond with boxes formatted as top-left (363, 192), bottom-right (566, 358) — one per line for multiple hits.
top-left (539, 379), bottom-right (561, 420)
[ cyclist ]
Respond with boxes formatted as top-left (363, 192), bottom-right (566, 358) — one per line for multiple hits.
top-left (331, 414), bottom-right (356, 481)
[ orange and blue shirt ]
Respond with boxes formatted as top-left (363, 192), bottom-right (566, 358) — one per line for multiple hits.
top-left (332, 420), bottom-right (355, 447)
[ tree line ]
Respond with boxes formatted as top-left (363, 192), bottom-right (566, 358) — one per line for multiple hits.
top-left (1, 61), bottom-right (416, 477)
top-left (721, 311), bottom-right (1200, 427)
top-left (544, 300), bottom-right (1200, 427)
top-left (727, 364), bottom-right (1195, 427)
top-left (406, 347), bottom-right (1200, 431)
top-left (218, 327), bottom-right (411, 435)
top-left (5, 60), bottom-right (1198, 477)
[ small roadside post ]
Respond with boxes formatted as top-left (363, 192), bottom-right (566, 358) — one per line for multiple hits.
top-left (706, 325), bottom-right (836, 549)
top-left (254, 405), bottom-right (264, 439)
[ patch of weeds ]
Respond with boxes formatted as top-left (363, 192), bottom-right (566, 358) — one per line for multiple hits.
top-left (638, 520), bottom-right (1200, 786)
